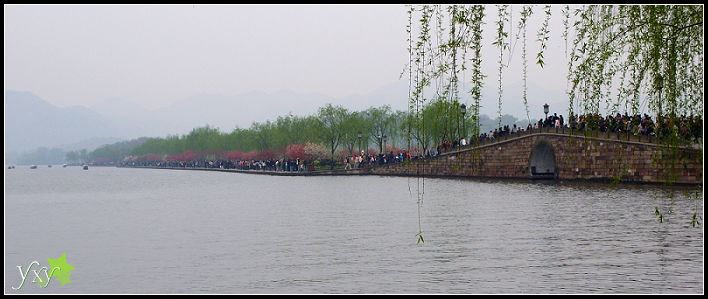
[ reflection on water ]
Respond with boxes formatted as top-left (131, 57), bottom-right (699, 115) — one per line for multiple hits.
top-left (4, 167), bottom-right (703, 293)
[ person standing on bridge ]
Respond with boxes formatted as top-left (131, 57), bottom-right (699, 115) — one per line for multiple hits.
top-left (553, 113), bottom-right (560, 128)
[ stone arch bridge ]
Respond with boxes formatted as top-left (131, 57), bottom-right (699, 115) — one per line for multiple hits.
top-left (367, 128), bottom-right (702, 185)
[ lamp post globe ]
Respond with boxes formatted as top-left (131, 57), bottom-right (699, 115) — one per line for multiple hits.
top-left (543, 103), bottom-right (549, 119)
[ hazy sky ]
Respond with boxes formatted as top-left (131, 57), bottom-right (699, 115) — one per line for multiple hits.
top-left (5, 4), bottom-right (570, 117)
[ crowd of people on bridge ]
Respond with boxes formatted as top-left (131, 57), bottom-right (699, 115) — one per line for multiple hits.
top-left (432, 112), bottom-right (702, 156)
top-left (569, 113), bottom-right (702, 142)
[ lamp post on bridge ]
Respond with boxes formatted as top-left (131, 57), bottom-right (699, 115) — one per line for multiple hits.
top-left (543, 103), bottom-right (549, 120)
top-left (543, 103), bottom-right (549, 129)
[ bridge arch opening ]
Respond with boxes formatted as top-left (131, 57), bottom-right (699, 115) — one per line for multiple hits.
top-left (529, 140), bottom-right (557, 179)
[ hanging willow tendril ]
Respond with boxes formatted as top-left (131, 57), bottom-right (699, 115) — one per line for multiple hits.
top-left (562, 5), bottom-right (575, 122)
top-left (413, 5), bottom-right (435, 244)
top-left (519, 6), bottom-right (533, 126)
top-left (471, 6), bottom-right (485, 145)
top-left (494, 5), bottom-right (509, 129)
top-left (404, 4), bottom-right (416, 240)
top-left (536, 5), bottom-right (552, 68)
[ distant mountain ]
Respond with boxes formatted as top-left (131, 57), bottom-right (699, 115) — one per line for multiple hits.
top-left (142, 84), bottom-right (425, 136)
top-left (150, 90), bottom-right (335, 134)
top-left (56, 137), bottom-right (125, 152)
top-left (4, 90), bottom-right (122, 152)
top-left (89, 97), bottom-right (161, 138)
top-left (339, 81), bottom-right (410, 112)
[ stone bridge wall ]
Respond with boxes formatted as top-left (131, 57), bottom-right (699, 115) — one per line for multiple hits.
top-left (368, 132), bottom-right (702, 184)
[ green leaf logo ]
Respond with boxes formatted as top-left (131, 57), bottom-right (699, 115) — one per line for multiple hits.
top-left (47, 252), bottom-right (75, 286)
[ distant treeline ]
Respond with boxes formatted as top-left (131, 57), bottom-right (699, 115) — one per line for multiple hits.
top-left (84, 102), bottom-right (532, 164)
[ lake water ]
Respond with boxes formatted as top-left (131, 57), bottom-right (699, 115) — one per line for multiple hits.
top-left (4, 166), bottom-right (703, 294)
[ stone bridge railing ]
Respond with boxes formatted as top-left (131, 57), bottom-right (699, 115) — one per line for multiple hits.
top-left (442, 126), bottom-right (700, 155)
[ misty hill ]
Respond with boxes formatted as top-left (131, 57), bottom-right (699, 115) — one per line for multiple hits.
top-left (339, 81), bottom-right (410, 112)
top-left (151, 90), bottom-right (336, 134)
top-left (85, 86), bottom-right (411, 138)
top-left (56, 137), bottom-right (125, 152)
top-left (4, 90), bottom-right (122, 152)
top-left (89, 97), bottom-right (157, 137)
